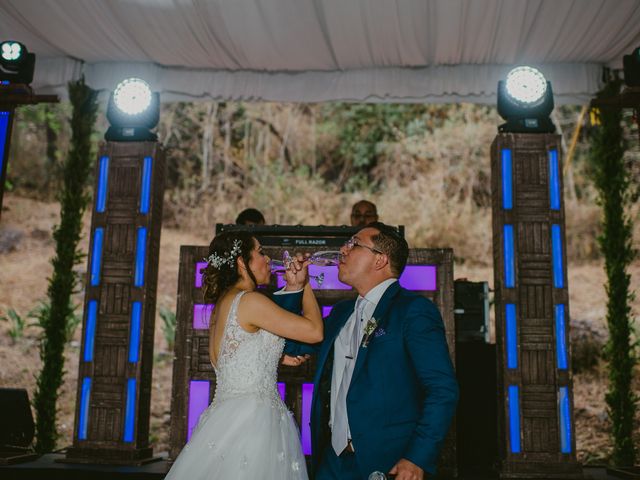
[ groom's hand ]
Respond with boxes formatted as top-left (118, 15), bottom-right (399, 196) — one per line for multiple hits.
top-left (388, 458), bottom-right (424, 479)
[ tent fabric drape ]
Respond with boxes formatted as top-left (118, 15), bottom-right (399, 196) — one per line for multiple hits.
top-left (1, 0), bottom-right (639, 103)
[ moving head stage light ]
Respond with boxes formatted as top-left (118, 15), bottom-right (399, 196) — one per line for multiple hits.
top-left (105, 78), bottom-right (160, 142)
top-left (497, 66), bottom-right (555, 134)
top-left (0, 41), bottom-right (35, 85)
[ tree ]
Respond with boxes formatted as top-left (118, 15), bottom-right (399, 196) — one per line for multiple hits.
top-left (33, 77), bottom-right (98, 452)
top-left (588, 79), bottom-right (637, 467)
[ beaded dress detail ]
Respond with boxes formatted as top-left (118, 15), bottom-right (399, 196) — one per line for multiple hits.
top-left (165, 291), bottom-right (308, 480)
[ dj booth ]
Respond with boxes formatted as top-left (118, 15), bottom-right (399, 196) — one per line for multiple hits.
top-left (167, 224), bottom-right (457, 475)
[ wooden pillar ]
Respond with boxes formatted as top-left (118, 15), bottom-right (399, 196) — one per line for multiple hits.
top-left (65, 141), bottom-right (165, 465)
top-left (0, 105), bottom-right (15, 222)
top-left (0, 86), bottom-right (58, 222)
top-left (491, 133), bottom-right (582, 478)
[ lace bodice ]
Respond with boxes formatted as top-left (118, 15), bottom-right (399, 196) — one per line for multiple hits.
top-left (212, 291), bottom-right (285, 405)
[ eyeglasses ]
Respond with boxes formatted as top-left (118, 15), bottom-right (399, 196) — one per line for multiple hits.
top-left (343, 236), bottom-right (384, 254)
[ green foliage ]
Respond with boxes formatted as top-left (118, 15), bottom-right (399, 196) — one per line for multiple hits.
top-left (159, 307), bottom-right (177, 352)
top-left (317, 103), bottom-right (432, 190)
top-left (588, 80), bottom-right (638, 467)
top-left (0, 308), bottom-right (27, 344)
top-left (33, 76), bottom-right (99, 453)
top-left (28, 300), bottom-right (82, 344)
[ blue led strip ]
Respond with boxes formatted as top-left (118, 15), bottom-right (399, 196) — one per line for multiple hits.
top-left (90, 228), bottom-right (104, 286)
top-left (83, 300), bottom-right (98, 362)
top-left (555, 304), bottom-right (568, 370)
top-left (549, 149), bottom-right (560, 210)
top-left (139, 156), bottom-right (152, 214)
top-left (551, 224), bottom-right (564, 288)
top-left (559, 386), bottom-right (572, 453)
top-left (503, 224), bottom-right (515, 288)
top-left (96, 156), bottom-right (109, 212)
top-left (78, 377), bottom-right (92, 440)
top-left (123, 378), bottom-right (136, 442)
top-left (0, 111), bottom-right (10, 176)
top-left (506, 304), bottom-right (518, 369)
top-left (508, 385), bottom-right (521, 454)
top-left (128, 302), bottom-right (142, 362)
top-left (501, 149), bottom-right (513, 210)
top-left (134, 227), bottom-right (147, 287)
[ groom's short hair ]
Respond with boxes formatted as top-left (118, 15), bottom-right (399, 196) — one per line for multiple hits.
top-left (363, 222), bottom-right (408, 277)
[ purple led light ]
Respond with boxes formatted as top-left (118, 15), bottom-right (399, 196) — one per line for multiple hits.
top-left (193, 304), bottom-right (214, 330)
top-left (187, 380), bottom-right (210, 441)
top-left (277, 382), bottom-right (285, 401)
top-left (301, 383), bottom-right (314, 455)
top-left (195, 261), bottom-right (207, 288)
top-left (276, 265), bottom-right (351, 290)
top-left (398, 265), bottom-right (437, 291)
top-left (322, 306), bottom-right (333, 318)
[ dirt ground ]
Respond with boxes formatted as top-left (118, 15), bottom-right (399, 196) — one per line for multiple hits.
top-left (0, 194), bottom-right (638, 463)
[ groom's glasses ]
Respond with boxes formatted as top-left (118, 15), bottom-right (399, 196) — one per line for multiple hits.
top-left (343, 237), bottom-right (384, 255)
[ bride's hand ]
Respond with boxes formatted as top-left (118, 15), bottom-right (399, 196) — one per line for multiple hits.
top-left (280, 354), bottom-right (311, 366)
top-left (283, 252), bottom-right (310, 291)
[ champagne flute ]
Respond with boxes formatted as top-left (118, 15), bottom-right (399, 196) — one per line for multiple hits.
top-left (270, 257), bottom-right (325, 287)
top-left (271, 250), bottom-right (343, 287)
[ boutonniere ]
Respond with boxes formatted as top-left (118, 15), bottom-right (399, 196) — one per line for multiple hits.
top-left (361, 317), bottom-right (379, 348)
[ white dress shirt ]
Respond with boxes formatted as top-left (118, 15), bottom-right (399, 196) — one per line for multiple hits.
top-left (330, 278), bottom-right (398, 446)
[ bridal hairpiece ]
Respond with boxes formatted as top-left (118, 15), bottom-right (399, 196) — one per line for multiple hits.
top-left (206, 239), bottom-right (242, 269)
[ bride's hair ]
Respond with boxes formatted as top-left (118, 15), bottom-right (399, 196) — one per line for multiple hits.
top-left (201, 231), bottom-right (259, 303)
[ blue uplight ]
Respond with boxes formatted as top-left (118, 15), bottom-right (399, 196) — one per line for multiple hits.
top-left (96, 156), bottom-right (109, 213)
top-left (552, 224), bottom-right (564, 288)
top-left (78, 377), bottom-right (91, 440)
top-left (0, 111), bottom-right (10, 176)
top-left (508, 385), bottom-right (521, 454)
top-left (555, 304), bottom-right (568, 370)
top-left (123, 378), bottom-right (136, 442)
top-left (503, 224), bottom-right (515, 288)
top-left (134, 227), bottom-right (147, 287)
top-left (139, 156), bottom-right (152, 214)
top-left (501, 149), bottom-right (513, 210)
top-left (83, 300), bottom-right (98, 362)
top-left (549, 149), bottom-right (560, 210)
top-left (506, 304), bottom-right (518, 369)
top-left (559, 386), bottom-right (572, 453)
top-left (128, 302), bottom-right (142, 363)
top-left (90, 228), bottom-right (104, 286)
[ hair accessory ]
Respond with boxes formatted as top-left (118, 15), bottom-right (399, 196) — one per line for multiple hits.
top-left (206, 239), bottom-right (242, 269)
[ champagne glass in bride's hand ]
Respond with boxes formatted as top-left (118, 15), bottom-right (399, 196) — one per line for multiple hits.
top-left (270, 250), bottom-right (343, 286)
top-left (270, 251), bottom-right (325, 287)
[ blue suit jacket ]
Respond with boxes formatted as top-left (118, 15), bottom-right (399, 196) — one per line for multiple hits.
top-left (285, 282), bottom-right (458, 477)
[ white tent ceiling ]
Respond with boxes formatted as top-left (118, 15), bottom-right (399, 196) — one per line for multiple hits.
top-left (2, 0), bottom-right (640, 104)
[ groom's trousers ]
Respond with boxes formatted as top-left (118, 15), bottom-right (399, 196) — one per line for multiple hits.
top-left (315, 446), bottom-right (361, 480)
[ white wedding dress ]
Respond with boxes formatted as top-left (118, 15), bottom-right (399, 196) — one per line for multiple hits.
top-left (165, 291), bottom-right (308, 479)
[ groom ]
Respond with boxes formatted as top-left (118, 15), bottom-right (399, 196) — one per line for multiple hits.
top-left (286, 222), bottom-right (458, 479)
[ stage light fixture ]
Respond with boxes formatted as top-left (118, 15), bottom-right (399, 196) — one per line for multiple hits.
top-left (0, 41), bottom-right (35, 85)
top-left (623, 47), bottom-right (640, 87)
top-left (497, 66), bottom-right (555, 133)
top-left (105, 78), bottom-right (160, 142)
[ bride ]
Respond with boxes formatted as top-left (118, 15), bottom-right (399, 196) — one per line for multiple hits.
top-left (165, 230), bottom-right (322, 480)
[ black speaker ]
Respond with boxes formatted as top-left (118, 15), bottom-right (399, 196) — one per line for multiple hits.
top-left (454, 280), bottom-right (490, 343)
top-left (456, 342), bottom-right (498, 475)
top-left (0, 388), bottom-right (37, 465)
